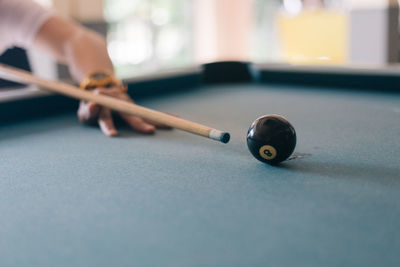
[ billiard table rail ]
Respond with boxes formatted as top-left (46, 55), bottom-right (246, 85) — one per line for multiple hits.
top-left (1, 61), bottom-right (399, 124)
top-left (257, 63), bottom-right (400, 91)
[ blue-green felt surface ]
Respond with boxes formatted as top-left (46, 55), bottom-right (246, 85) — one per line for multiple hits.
top-left (1, 84), bottom-right (400, 267)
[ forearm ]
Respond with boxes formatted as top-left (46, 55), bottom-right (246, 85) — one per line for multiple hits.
top-left (34, 15), bottom-right (114, 82)
top-left (32, 14), bottom-right (158, 137)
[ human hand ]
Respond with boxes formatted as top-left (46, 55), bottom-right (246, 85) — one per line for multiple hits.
top-left (77, 87), bottom-right (171, 136)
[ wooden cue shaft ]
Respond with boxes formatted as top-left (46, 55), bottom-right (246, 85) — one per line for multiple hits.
top-left (0, 63), bottom-right (230, 143)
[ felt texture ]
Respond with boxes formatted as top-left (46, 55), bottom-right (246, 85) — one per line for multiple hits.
top-left (0, 84), bottom-right (399, 267)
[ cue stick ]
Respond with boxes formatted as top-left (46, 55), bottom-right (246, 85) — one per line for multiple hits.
top-left (0, 63), bottom-right (230, 143)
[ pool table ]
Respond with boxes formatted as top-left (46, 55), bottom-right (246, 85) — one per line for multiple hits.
top-left (0, 62), bottom-right (399, 267)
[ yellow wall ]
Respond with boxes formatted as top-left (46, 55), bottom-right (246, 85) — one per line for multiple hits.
top-left (277, 10), bottom-right (348, 65)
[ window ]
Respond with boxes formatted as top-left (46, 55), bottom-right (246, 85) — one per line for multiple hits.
top-left (104, 0), bottom-right (194, 77)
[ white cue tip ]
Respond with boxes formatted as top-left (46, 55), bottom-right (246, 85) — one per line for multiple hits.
top-left (209, 129), bottom-right (230, 144)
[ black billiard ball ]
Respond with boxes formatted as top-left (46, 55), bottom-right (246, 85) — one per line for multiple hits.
top-left (247, 115), bottom-right (296, 165)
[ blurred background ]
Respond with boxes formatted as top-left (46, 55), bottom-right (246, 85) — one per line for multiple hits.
top-left (22, 0), bottom-right (400, 78)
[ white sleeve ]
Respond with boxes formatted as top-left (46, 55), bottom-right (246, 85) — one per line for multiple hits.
top-left (0, 0), bottom-right (53, 54)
